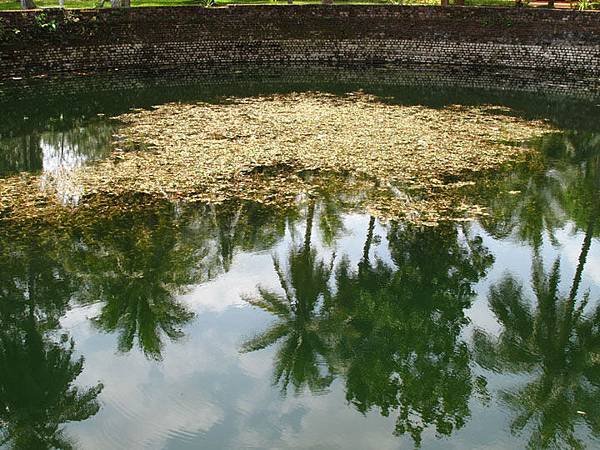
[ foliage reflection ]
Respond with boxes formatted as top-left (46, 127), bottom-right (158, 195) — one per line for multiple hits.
top-left (0, 239), bottom-right (102, 449)
top-left (243, 204), bottom-right (494, 445)
top-left (473, 131), bottom-right (600, 449)
top-left (0, 127), bottom-right (598, 447)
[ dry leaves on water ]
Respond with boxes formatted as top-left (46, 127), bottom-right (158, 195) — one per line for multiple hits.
top-left (0, 92), bottom-right (554, 227)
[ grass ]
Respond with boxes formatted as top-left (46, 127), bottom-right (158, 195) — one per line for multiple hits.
top-left (2, 0), bottom-right (598, 10)
top-left (0, 0), bottom-right (524, 11)
top-left (0, 0), bottom-right (192, 10)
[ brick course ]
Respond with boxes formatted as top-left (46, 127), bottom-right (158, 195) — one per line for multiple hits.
top-left (0, 6), bottom-right (598, 96)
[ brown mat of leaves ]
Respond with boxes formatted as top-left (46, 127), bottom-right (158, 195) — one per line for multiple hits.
top-left (0, 93), bottom-right (553, 227)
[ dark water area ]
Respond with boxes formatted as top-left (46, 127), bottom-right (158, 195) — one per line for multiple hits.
top-left (2, 72), bottom-right (600, 178)
top-left (1, 77), bottom-right (600, 449)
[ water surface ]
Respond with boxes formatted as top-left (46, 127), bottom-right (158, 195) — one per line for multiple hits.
top-left (1, 79), bottom-right (599, 449)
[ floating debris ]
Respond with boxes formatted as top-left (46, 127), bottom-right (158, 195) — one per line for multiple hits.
top-left (0, 92), bottom-right (554, 228)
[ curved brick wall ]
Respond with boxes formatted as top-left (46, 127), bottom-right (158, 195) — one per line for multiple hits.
top-left (0, 6), bottom-right (599, 95)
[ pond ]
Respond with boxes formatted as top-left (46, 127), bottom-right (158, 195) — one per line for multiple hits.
top-left (1, 77), bottom-right (600, 449)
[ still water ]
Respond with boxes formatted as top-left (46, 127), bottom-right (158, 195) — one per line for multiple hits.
top-left (1, 79), bottom-right (600, 449)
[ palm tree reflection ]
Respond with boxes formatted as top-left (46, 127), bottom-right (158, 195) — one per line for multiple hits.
top-left (0, 239), bottom-right (102, 449)
top-left (335, 223), bottom-right (492, 445)
top-left (474, 256), bottom-right (600, 448)
top-left (242, 209), bottom-right (494, 445)
top-left (242, 200), bottom-right (336, 394)
top-left (482, 131), bottom-right (600, 249)
top-left (472, 130), bottom-right (600, 448)
top-left (474, 175), bottom-right (600, 448)
top-left (73, 204), bottom-right (201, 360)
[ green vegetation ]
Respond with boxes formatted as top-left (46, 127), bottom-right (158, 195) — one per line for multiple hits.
top-left (472, 134), bottom-right (600, 446)
top-left (0, 0), bottom-right (526, 12)
top-left (0, 123), bottom-right (598, 446)
top-left (70, 205), bottom-right (200, 360)
top-left (473, 257), bottom-right (600, 449)
top-left (4, 0), bottom-right (599, 10)
top-left (239, 130), bottom-right (600, 446)
top-left (34, 11), bottom-right (58, 29)
top-left (242, 213), bottom-right (493, 445)
top-left (0, 236), bottom-right (103, 449)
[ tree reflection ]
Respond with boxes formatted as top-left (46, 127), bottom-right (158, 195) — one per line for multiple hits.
top-left (71, 204), bottom-right (206, 360)
top-left (0, 238), bottom-right (102, 449)
top-left (482, 131), bottom-right (600, 249)
top-left (334, 223), bottom-right (492, 445)
top-left (473, 142), bottom-right (600, 448)
top-left (242, 213), bottom-right (494, 445)
top-left (473, 255), bottom-right (600, 449)
top-left (0, 133), bottom-right (44, 175)
top-left (71, 199), bottom-right (294, 360)
top-left (0, 118), bottom-right (114, 176)
top-left (242, 200), bottom-right (336, 394)
top-left (210, 202), bottom-right (290, 273)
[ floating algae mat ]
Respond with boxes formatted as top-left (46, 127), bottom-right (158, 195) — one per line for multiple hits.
top-left (0, 92), bottom-right (554, 226)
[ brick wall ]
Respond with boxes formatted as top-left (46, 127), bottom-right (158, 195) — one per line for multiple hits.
top-left (0, 6), bottom-right (599, 94)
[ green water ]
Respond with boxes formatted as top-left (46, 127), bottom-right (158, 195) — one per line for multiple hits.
top-left (1, 80), bottom-right (599, 449)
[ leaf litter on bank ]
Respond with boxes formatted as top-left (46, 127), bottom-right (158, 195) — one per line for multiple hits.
top-left (0, 92), bottom-right (554, 228)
